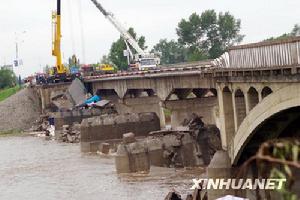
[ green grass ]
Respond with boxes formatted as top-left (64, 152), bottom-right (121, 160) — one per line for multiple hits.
top-left (0, 86), bottom-right (21, 102)
top-left (0, 129), bottom-right (23, 137)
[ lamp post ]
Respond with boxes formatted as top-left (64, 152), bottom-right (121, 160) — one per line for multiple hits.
top-left (14, 31), bottom-right (26, 68)
top-left (13, 31), bottom-right (26, 83)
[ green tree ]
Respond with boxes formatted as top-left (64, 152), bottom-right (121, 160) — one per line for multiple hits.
top-left (0, 69), bottom-right (17, 89)
top-left (100, 55), bottom-right (111, 64)
top-left (109, 28), bottom-right (146, 70)
top-left (176, 10), bottom-right (244, 60)
top-left (152, 39), bottom-right (186, 65)
top-left (265, 24), bottom-right (300, 41)
top-left (290, 24), bottom-right (300, 36)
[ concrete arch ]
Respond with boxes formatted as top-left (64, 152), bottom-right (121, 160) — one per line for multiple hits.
top-left (234, 89), bottom-right (247, 128)
top-left (220, 84), bottom-right (233, 93)
top-left (261, 86), bottom-right (273, 99)
top-left (247, 87), bottom-right (259, 111)
top-left (172, 88), bottom-right (193, 100)
top-left (232, 84), bottom-right (300, 165)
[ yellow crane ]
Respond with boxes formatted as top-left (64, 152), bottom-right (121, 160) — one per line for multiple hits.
top-left (51, 0), bottom-right (68, 82)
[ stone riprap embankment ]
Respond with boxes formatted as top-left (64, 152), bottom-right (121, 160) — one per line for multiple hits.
top-left (0, 88), bottom-right (41, 132)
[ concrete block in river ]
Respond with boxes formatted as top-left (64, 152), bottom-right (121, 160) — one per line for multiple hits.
top-left (80, 112), bottom-right (160, 153)
top-left (123, 132), bottom-right (136, 144)
top-left (146, 131), bottom-right (204, 167)
top-left (99, 143), bottom-right (110, 154)
top-left (115, 141), bottom-right (150, 173)
top-left (115, 130), bottom-right (205, 173)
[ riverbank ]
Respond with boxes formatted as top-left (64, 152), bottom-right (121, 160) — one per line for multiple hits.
top-left (0, 129), bottom-right (23, 137)
top-left (0, 87), bottom-right (41, 132)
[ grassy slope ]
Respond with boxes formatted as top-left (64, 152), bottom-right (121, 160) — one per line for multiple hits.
top-left (0, 86), bottom-right (21, 102)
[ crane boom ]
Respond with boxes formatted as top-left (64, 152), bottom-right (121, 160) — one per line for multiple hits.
top-left (52, 0), bottom-right (66, 74)
top-left (90, 0), bottom-right (145, 56)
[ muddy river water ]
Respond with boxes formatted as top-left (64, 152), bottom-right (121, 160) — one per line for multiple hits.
top-left (0, 136), bottom-right (204, 200)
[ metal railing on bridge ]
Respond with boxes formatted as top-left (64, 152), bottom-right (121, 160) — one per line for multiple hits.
top-left (227, 36), bottom-right (300, 68)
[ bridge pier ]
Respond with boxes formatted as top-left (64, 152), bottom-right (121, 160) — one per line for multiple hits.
top-left (207, 151), bottom-right (234, 200)
top-left (217, 86), bottom-right (234, 149)
top-left (36, 83), bottom-right (71, 113)
top-left (164, 97), bottom-right (218, 128)
top-left (115, 96), bottom-right (166, 128)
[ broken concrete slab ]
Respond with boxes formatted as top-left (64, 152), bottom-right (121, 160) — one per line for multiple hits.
top-left (146, 130), bottom-right (204, 167)
top-left (52, 108), bottom-right (115, 140)
top-left (164, 190), bottom-right (183, 200)
top-left (67, 78), bottom-right (87, 105)
top-left (51, 95), bottom-right (73, 111)
top-left (99, 143), bottom-right (110, 154)
top-left (123, 132), bottom-right (136, 144)
top-left (115, 141), bottom-right (150, 173)
top-left (115, 131), bottom-right (201, 173)
top-left (80, 112), bottom-right (160, 153)
top-left (94, 100), bottom-right (110, 108)
top-left (115, 123), bottom-right (222, 172)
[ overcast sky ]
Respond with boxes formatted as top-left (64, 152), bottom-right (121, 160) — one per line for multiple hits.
top-left (0, 0), bottom-right (299, 77)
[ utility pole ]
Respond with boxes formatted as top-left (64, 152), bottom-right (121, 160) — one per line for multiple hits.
top-left (14, 31), bottom-right (26, 68)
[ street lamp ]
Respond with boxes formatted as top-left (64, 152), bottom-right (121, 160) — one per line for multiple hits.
top-left (14, 31), bottom-right (26, 67)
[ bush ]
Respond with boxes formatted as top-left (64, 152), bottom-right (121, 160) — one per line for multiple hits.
top-left (0, 69), bottom-right (17, 89)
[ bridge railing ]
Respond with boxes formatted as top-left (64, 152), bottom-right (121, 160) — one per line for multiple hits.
top-left (159, 60), bottom-right (213, 69)
top-left (228, 36), bottom-right (300, 68)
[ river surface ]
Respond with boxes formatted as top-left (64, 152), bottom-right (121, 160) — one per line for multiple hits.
top-left (0, 136), bottom-right (204, 200)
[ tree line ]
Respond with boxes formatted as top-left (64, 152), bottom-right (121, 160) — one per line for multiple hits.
top-left (265, 24), bottom-right (300, 41)
top-left (102, 9), bottom-right (300, 70)
top-left (103, 9), bottom-right (244, 70)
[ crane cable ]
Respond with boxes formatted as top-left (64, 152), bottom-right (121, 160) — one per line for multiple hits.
top-left (77, 0), bottom-right (86, 63)
top-left (67, 0), bottom-right (76, 55)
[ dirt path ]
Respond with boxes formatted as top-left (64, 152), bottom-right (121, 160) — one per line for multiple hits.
top-left (0, 87), bottom-right (41, 132)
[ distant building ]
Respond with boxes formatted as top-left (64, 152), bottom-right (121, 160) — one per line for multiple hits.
top-left (1, 65), bottom-right (13, 71)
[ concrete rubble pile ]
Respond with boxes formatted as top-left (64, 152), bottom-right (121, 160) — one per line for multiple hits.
top-left (53, 108), bottom-right (116, 141)
top-left (183, 113), bottom-right (222, 165)
top-left (52, 79), bottom-right (117, 142)
top-left (60, 123), bottom-right (81, 143)
top-left (115, 113), bottom-right (222, 173)
top-left (34, 79), bottom-right (118, 141)
top-left (29, 114), bottom-right (55, 137)
top-left (50, 90), bottom-right (73, 112)
top-left (29, 114), bottom-right (50, 132)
